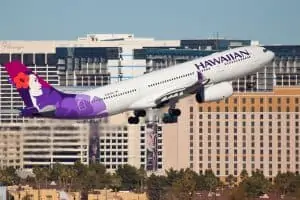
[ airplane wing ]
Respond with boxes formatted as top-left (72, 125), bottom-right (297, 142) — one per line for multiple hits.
top-left (154, 78), bottom-right (211, 107)
top-left (129, 78), bottom-right (210, 110)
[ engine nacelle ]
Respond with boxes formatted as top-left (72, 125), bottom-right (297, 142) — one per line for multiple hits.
top-left (196, 82), bottom-right (233, 103)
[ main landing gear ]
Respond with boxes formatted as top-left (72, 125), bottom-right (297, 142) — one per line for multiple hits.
top-left (128, 110), bottom-right (146, 124)
top-left (162, 108), bottom-right (181, 124)
top-left (127, 106), bottom-right (181, 124)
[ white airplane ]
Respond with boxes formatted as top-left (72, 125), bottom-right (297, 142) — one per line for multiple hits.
top-left (4, 46), bottom-right (274, 124)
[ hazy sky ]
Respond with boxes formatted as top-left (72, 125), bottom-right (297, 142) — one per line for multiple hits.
top-left (1, 0), bottom-right (299, 44)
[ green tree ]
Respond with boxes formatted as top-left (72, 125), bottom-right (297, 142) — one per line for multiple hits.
top-left (274, 172), bottom-right (300, 198)
top-left (116, 164), bottom-right (140, 190)
top-left (49, 163), bottom-right (64, 186)
top-left (33, 166), bottom-right (50, 188)
top-left (92, 163), bottom-right (111, 189)
top-left (137, 167), bottom-right (147, 193)
top-left (240, 169), bottom-right (249, 182)
top-left (243, 170), bottom-right (270, 198)
top-left (72, 160), bottom-right (88, 190)
top-left (172, 169), bottom-right (197, 200)
top-left (57, 165), bottom-right (73, 188)
top-left (71, 162), bottom-right (109, 198)
top-left (80, 163), bottom-right (109, 192)
top-left (203, 169), bottom-right (220, 193)
top-left (48, 163), bottom-right (78, 190)
top-left (195, 173), bottom-right (206, 191)
top-left (226, 174), bottom-right (237, 188)
top-left (0, 166), bottom-right (20, 186)
top-left (73, 160), bottom-right (87, 177)
top-left (65, 166), bottom-right (77, 191)
top-left (110, 174), bottom-right (122, 192)
top-left (165, 168), bottom-right (184, 186)
top-left (146, 174), bottom-right (167, 200)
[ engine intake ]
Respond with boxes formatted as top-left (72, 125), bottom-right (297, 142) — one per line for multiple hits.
top-left (196, 82), bottom-right (233, 103)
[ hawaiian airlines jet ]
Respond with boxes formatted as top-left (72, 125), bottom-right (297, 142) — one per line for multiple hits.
top-left (4, 46), bottom-right (274, 124)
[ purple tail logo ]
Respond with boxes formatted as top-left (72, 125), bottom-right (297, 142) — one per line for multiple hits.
top-left (4, 61), bottom-right (108, 119)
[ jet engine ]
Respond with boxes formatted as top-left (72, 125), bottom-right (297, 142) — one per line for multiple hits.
top-left (196, 82), bottom-right (233, 103)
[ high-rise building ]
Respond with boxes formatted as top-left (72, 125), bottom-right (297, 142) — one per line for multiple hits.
top-left (0, 34), bottom-right (171, 171)
top-left (0, 121), bottom-right (90, 169)
top-left (89, 114), bottom-right (164, 173)
top-left (22, 121), bottom-right (89, 168)
top-left (0, 124), bottom-right (22, 168)
top-left (162, 87), bottom-right (300, 180)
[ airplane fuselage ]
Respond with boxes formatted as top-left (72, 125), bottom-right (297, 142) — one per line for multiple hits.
top-left (83, 46), bottom-right (274, 116)
top-left (4, 46), bottom-right (275, 120)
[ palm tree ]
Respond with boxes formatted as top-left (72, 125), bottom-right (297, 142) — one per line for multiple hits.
top-left (65, 166), bottom-right (77, 191)
top-left (50, 163), bottom-right (64, 187)
top-left (138, 167), bottom-right (147, 193)
top-left (110, 173), bottom-right (122, 192)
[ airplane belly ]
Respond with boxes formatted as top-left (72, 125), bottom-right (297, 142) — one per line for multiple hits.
top-left (104, 97), bottom-right (133, 116)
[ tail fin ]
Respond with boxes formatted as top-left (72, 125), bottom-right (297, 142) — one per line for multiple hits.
top-left (4, 61), bottom-right (108, 119)
top-left (4, 61), bottom-right (65, 116)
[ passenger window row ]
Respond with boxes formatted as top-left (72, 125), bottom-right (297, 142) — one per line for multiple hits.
top-left (103, 89), bottom-right (137, 100)
top-left (148, 72), bottom-right (195, 87)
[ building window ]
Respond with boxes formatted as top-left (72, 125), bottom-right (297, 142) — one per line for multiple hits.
top-left (234, 98), bottom-right (238, 104)
top-left (260, 98), bottom-right (264, 104)
top-left (35, 53), bottom-right (46, 65)
top-left (268, 98), bottom-right (272, 104)
top-left (0, 54), bottom-right (9, 65)
top-left (12, 53), bottom-right (21, 61)
top-left (190, 107), bottom-right (193, 112)
top-left (277, 98), bottom-right (281, 104)
top-left (242, 98), bottom-right (246, 104)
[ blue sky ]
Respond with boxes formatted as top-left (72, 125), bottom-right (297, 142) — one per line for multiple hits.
top-left (1, 0), bottom-right (299, 44)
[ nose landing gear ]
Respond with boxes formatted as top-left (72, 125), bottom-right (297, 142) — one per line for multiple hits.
top-left (128, 116), bottom-right (140, 124)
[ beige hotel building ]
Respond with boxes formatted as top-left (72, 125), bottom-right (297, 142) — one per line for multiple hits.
top-left (163, 86), bottom-right (300, 180)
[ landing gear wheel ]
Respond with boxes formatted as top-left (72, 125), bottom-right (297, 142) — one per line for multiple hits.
top-left (134, 110), bottom-right (146, 117)
top-left (168, 108), bottom-right (181, 117)
top-left (128, 116), bottom-right (139, 124)
top-left (162, 113), bottom-right (178, 124)
top-left (162, 116), bottom-right (170, 123)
